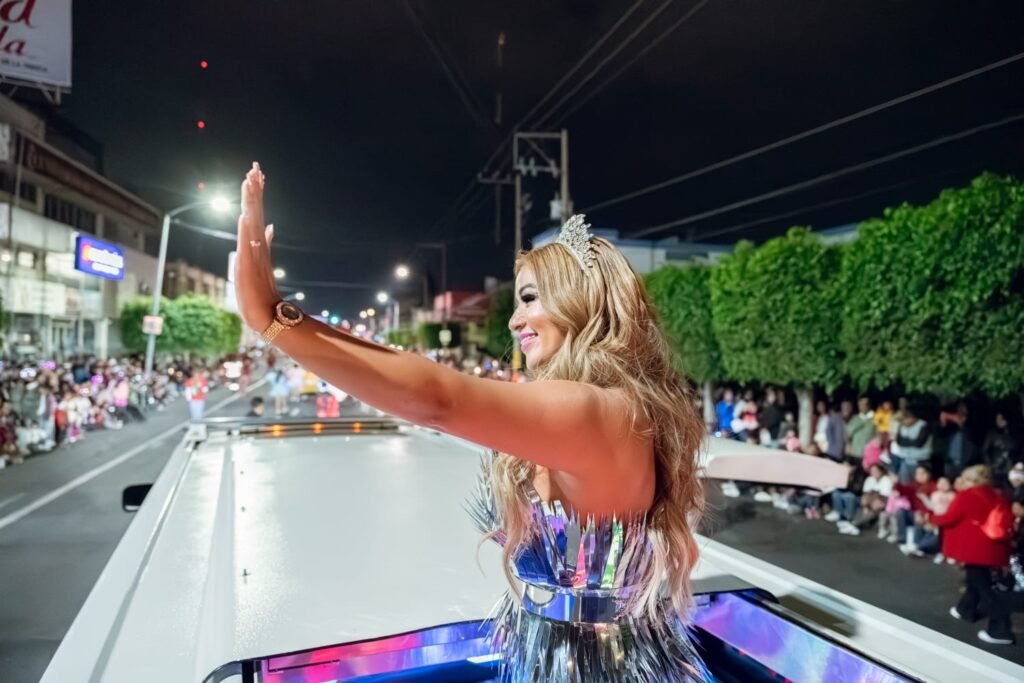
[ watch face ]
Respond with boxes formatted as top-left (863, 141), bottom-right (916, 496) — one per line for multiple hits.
top-left (277, 301), bottom-right (304, 325)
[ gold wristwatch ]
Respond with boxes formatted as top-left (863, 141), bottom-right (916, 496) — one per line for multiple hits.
top-left (260, 300), bottom-right (305, 344)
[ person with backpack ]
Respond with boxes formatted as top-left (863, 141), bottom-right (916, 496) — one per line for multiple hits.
top-left (932, 464), bottom-right (1014, 645)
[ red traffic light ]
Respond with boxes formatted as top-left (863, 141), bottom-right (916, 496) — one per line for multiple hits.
top-left (200, 60), bottom-right (209, 69)
top-left (196, 120), bottom-right (206, 129)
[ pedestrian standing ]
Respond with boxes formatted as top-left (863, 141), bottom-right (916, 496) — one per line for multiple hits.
top-left (184, 369), bottom-right (209, 422)
top-left (933, 465), bottom-right (1014, 645)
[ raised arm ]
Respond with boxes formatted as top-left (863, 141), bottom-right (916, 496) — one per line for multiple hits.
top-left (233, 164), bottom-right (630, 473)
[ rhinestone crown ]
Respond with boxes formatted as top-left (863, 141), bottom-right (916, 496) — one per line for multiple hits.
top-left (555, 214), bottom-right (595, 270)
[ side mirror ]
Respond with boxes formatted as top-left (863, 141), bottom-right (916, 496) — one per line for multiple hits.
top-left (122, 484), bottom-right (153, 512)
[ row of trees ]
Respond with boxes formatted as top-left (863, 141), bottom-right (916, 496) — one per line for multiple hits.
top-left (646, 173), bottom-right (1024, 446)
top-left (120, 294), bottom-right (242, 359)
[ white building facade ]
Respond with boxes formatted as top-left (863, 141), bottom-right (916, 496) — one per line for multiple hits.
top-left (0, 95), bottom-right (162, 359)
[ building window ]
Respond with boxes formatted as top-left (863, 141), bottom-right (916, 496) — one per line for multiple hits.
top-left (16, 249), bottom-right (36, 269)
top-left (0, 171), bottom-right (38, 204)
top-left (44, 194), bottom-right (97, 234)
top-left (19, 180), bottom-right (36, 204)
top-left (144, 233), bottom-right (160, 257)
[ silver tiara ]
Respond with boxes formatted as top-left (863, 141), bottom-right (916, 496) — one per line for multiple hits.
top-left (555, 214), bottom-right (595, 270)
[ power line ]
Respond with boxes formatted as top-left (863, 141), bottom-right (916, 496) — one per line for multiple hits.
top-left (627, 112), bottom-right (1024, 238)
top-left (403, 0), bottom-right (493, 131)
top-left (693, 168), bottom-right (962, 241)
top-left (586, 50), bottom-right (1024, 214)
top-left (536, 0), bottom-right (711, 129)
top-left (421, 0), bottom-right (656, 245)
top-left (476, 0), bottom-right (651, 179)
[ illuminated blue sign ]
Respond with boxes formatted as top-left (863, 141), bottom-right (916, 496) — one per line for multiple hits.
top-left (74, 235), bottom-right (125, 281)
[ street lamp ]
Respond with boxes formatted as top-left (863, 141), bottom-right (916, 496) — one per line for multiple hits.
top-left (273, 267), bottom-right (286, 279)
top-left (144, 195), bottom-right (235, 378)
top-left (395, 263), bottom-right (429, 310)
top-left (284, 291), bottom-right (305, 302)
top-left (376, 291), bottom-right (400, 336)
top-left (359, 310), bottom-right (368, 319)
top-left (321, 309), bottom-right (330, 318)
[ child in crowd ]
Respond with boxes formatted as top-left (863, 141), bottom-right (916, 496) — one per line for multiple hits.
top-left (782, 428), bottom-right (801, 453)
top-left (929, 476), bottom-right (956, 515)
top-left (246, 396), bottom-right (265, 418)
top-left (902, 476), bottom-right (957, 562)
top-left (882, 472), bottom-right (911, 542)
top-left (862, 436), bottom-right (883, 471)
top-left (874, 400), bottom-right (894, 448)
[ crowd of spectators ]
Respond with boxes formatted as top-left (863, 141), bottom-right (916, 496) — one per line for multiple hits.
top-left (0, 356), bottom-right (204, 469)
top-left (712, 386), bottom-right (1024, 646)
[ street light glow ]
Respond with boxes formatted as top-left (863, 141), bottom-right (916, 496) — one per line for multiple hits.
top-left (366, 308), bottom-right (375, 317)
top-left (321, 309), bottom-right (330, 317)
top-left (376, 291), bottom-right (389, 304)
top-left (211, 196), bottom-right (233, 213)
top-left (295, 291), bottom-right (305, 301)
top-left (273, 267), bottom-right (286, 279)
top-left (359, 310), bottom-right (368, 319)
top-left (329, 315), bottom-right (340, 325)
top-left (395, 265), bottom-right (410, 279)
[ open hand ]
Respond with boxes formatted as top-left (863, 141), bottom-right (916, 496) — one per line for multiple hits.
top-left (234, 162), bottom-right (280, 332)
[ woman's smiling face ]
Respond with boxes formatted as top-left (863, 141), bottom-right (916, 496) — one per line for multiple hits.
top-left (508, 265), bottom-right (566, 370)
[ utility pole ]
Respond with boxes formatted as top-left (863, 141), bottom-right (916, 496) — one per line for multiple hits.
top-left (477, 173), bottom-right (513, 246)
top-left (513, 129), bottom-right (571, 226)
top-left (508, 129), bottom-right (571, 375)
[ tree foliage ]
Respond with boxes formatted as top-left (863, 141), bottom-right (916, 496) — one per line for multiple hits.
top-left (840, 173), bottom-right (1024, 397)
top-left (120, 294), bottom-right (241, 357)
top-left (645, 265), bottom-right (723, 383)
top-left (217, 309), bottom-right (243, 356)
top-left (386, 328), bottom-right (416, 348)
top-left (482, 286), bottom-right (515, 360)
top-left (710, 228), bottom-right (843, 391)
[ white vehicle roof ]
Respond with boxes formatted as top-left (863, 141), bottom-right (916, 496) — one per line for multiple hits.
top-left (42, 421), bottom-right (1024, 683)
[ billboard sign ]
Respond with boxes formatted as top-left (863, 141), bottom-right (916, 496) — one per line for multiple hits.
top-left (0, 0), bottom-right (72, 88)
top-left (75, 235), bottom-right (125, 281)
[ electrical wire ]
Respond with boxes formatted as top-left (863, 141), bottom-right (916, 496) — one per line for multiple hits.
top-left (536, 0), bottom-right (711, 129)
top-left (627, 112), bottom-right (1024, 238)
top-left (586, 50), bottom-right (1024, 213)
top-left (421, 0), bottom-right (658, 245)
top-left (692, 168), bottom-right (963, 241)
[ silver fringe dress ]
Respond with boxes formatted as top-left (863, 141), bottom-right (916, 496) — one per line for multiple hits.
top-left (467, 463), bottom-right (709, 682)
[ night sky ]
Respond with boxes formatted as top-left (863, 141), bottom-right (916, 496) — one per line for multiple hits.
top-left (59, 1), bottom-right (1024, 318)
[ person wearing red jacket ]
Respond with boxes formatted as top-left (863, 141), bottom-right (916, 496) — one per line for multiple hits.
top-left (931, 465), bottom-right (1014, 645)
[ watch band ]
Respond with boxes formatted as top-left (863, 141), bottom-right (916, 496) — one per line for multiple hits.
top-left (260, 319), bottom-right (287, 345)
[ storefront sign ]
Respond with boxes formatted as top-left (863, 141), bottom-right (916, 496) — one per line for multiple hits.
top-left (75, 235), bottom-right (125, 280)
top-left (0, 0), bottom-right (72, 88)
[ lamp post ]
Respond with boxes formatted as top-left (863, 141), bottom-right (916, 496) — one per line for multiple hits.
top-left (144, 196), bottom-right (235, 378)
top-left (376, 290), bottom-right (399, 337)
top-left (395, 264), bottom-right (429, 311)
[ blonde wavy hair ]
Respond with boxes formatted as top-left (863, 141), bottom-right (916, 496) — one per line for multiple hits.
top-left (490, 236), bottom-right (706, 620)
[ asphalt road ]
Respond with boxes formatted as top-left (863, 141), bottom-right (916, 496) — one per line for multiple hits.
top-left (0, 380), bottom-right (365, 683)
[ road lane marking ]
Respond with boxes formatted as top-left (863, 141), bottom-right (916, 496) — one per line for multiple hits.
top-left (0, 382), bottom-right (261, 533)
top-left (0, 493), bottom-right (25, 512)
